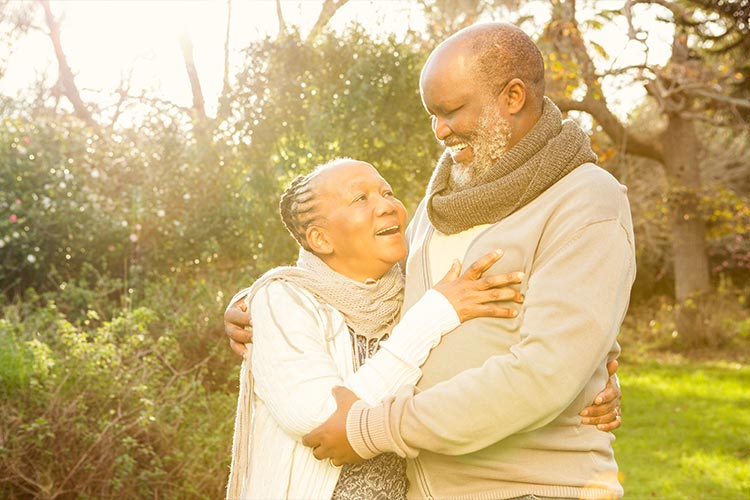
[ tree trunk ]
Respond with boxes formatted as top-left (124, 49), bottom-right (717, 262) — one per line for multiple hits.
top-left (217, 0), bottom-right (233, 120)
top-left (660, 115), bottom-right (713, 346)
top-left (39, 0), bottom-right (97, 128)
top-left (179, 32), bottom-right (207, 125)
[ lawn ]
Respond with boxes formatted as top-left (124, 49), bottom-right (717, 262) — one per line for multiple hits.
top-left (614, 358), bottom-right (750, 499)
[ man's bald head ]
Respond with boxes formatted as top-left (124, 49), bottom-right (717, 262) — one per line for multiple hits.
top-left (424, 23), bottom-right (545, 112)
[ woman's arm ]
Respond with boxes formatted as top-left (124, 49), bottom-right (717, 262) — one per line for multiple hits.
top-left (251, 251), bottom-right (524, 439)
top-left (250, 281), bottom-right (457, 438)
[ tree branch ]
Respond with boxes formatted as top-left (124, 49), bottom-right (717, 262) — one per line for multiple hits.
top-left (275, 0), bottom-right (287, 36)
top-left (549, 0), bottom-right (662, 161)
top-left (218, 0), bottom-right (233, 120)
top-left (38, 0), bottom-right (97, 128)
top-left (629, 0), bottom-right (701, 26)
top-left (306, 0), bottom-right (350, 42)
top-left (689, 88), bottom-right (750, 109)
top-left (179, 31), bottom-right (207, 124)
top-left (557, 94), bottom-right (664, 162)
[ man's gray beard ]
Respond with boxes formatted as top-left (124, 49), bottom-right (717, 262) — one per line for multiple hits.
top-left (449, 114), bottom-right (511, 191)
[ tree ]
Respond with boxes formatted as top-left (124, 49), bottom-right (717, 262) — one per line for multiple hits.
top-left (179, 32), bottom-right (208, 126)
top-left (539, 0), bottom-right (750, 346)
top-left (220, 26), bottom-right (438, 269)
top-left (38, 0), bottom-right (97, 129)
top-left (0, 0), bottom-right (34, 80)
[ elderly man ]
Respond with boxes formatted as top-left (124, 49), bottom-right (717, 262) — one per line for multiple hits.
top-left (300, 22), bottom-right (634, 500)
top-left (227, 22), bottom-right (632, 500)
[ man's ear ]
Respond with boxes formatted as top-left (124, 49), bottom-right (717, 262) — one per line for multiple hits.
top-left (306, 225), bottom-right (334, 255)
top-left (503, 78), bottom-right (526, 115)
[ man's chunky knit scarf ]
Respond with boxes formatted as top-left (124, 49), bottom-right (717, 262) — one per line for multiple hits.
top-left (226, 249), bottom-right (404, 499)
top-left (426, 97), bottom-right (598, 234)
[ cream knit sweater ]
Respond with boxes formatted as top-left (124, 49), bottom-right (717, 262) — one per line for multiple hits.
top-left (229, 281), bottom-right (460, 499)
top-left (347, 164), bottom-right (635, 499)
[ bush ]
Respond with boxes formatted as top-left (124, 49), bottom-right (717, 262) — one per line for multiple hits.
top-left (620, 279), bottom-right (750, 357)
top-left (0, 278), bottom-right (240, 499)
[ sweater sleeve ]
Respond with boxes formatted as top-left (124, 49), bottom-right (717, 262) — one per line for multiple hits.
top-left (251, 281), bottom-right (459, 439)
top-left (347, 218), bottom-right (635, 458)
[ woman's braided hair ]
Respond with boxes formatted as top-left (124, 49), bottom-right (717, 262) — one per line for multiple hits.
top-left (278, 158), bottom-right (352, 251)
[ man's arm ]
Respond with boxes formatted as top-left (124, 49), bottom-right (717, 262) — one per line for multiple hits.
top-left (303, 359), bottom-right (622, 465)
top-left (224, 288), bottom-right (253, 357)
top-left (305, 218), bottom-right (634, 461)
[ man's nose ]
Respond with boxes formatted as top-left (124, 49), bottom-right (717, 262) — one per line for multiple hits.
top-left (432, 115), bottom-right (451, 141)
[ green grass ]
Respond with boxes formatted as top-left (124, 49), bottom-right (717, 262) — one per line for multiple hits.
top-left (615, 359), bottom-right (750, 499)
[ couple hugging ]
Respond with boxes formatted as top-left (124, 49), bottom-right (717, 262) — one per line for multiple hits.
top-left (222, 22), bottom-right (634, 500)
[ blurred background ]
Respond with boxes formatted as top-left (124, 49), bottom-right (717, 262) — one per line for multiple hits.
top-left (1, 1), bottom-right (748, 498)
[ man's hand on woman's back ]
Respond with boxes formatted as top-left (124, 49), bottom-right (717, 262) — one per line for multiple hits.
top-left (224, 298), bottom-right (253, 358)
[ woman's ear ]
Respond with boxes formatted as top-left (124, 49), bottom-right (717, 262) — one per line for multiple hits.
top-left (306, 225), bottom-right (334, 255)
top-left (503, 78), bottom-right (526, 115)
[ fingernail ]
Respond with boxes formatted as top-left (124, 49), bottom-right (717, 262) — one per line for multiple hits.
top-left (580, 409), bottom-right (589, 416)
top-left (595, 397), bottom-right (603, 404)
top-left (495, 249), bottom-right (504, 256)
top-left (516, 272), bottom-right (525, 280)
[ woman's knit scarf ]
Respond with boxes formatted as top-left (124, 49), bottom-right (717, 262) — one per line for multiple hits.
top-left (426, 97), bottom-right (598, 234)
top-left (226, 249), bottom-right (404, 499)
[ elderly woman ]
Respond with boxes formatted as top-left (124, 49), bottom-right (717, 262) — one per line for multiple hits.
top-left (225, 158), bottom-right (619, 500)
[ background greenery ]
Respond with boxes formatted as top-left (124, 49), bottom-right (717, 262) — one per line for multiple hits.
top-left (1, 1), bottom-right (748, 498)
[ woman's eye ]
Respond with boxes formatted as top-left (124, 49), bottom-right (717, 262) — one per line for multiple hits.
top-left (384, 190), bottom-right (394, 197)
top-left (354, 194), bottom-right (367, 202)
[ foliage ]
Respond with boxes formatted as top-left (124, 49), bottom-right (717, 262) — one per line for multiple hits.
top-left (0, 116), bottom-right (127, 295)
top-left (0, 0), bottom-right (35, 80)
top-left (620, 278), bottom-right (750, 353)
top-left (684, 0), bottom-right (750, 122)
top-left (703, 187), bottom-right (750, 278)
top-left (1, 4), bottom-right (749, 497)
top-left (0, 272), bottom-right (239, 499)
top-left (0, 25), bottom-right (444, 299)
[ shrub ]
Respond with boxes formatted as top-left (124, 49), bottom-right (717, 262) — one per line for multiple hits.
top-left (0, 283), bottom-right (239, 499)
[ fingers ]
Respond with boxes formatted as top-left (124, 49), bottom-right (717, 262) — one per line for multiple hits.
top-left (462, 249), bottom-right (504, 280)
top-left (580, 397), bottom-right (618, 419)
top-left (332, 386), bottom-right (358, 405)
top-left (479, 271), bottom-right (525, 291)
top-left (301, 429), bottom-right (319, 449)
top-left (435, 259), bottom-right (462, 286)
top-left (229, 338), bottom-right (248, 358)
top-left (467, 303), bottom-right (520, 319)
top-left (582, 405), bottom-right (622, 429)
top-left (224, 306), bottom-right (252, 332)
top-left (224, 305), bottom-right (253, 344)
top-left (596, 418), bottom-right (621, 432)
top-left (606, 359), bottom-right (619, 377)
top-left (482, 286), bottom-right (524, 304)
top-left (225, 322), bottom-right (253, 344)
top-left (594, 378), bottom-right (620, 405)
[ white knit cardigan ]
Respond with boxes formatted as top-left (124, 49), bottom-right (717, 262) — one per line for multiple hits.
top-left (226, 280), bottom-right (460, 500)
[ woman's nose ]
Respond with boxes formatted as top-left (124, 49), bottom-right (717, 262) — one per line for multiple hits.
top-left (375, 195), bottom-right (397, 215)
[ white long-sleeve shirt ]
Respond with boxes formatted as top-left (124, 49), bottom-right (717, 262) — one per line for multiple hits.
top-left (237, 281), bottom-right (460, 499)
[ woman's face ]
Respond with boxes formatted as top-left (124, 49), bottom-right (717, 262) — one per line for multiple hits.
top-left (310, 160), bottom-right (407, 282)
